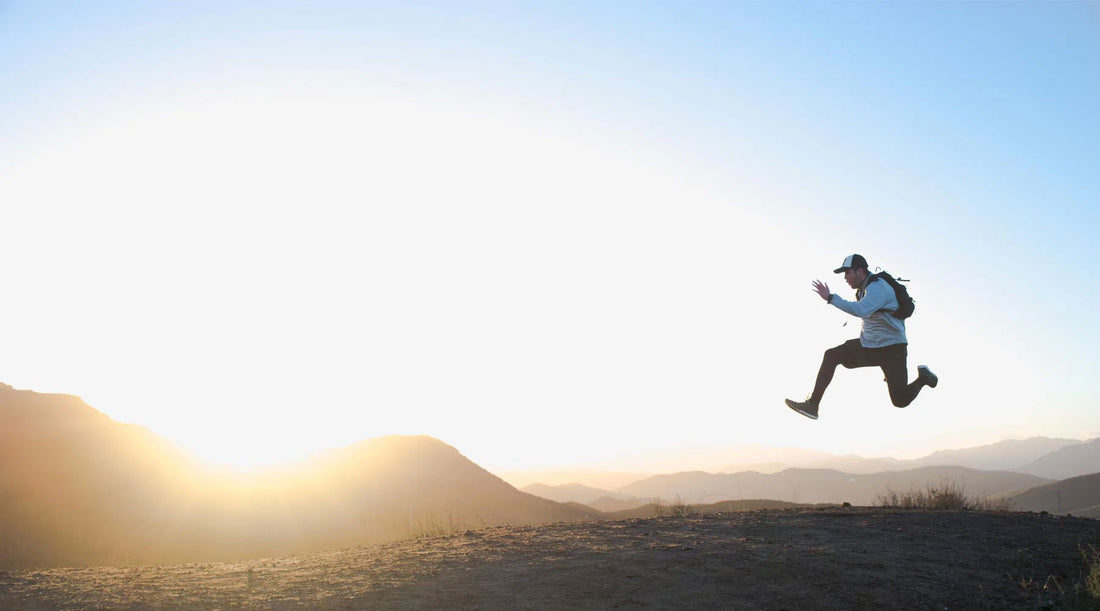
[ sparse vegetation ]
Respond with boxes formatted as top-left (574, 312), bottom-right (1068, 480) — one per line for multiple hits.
top-left (654, 496), bottom-right (696, 517)
top-left (405, 512), bottom-right (479, 539)
top-left (1085, 546), bottom-right (1100, 599)
top-left (1070, 544), bottom-right (1100, 610)
top-left (1013, 545), bottom-right (1100, 610)
top-left (875, 479), bottom-right (1009, 511)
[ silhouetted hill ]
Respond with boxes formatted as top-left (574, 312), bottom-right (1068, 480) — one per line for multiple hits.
top-left (0, 383), bottom-right (207, 568)
top-left (1015, 439), bottom-right (1100, 480)
top-left (0, 385), bottom-right (591, 569)
top-left (616, 466), bottom-right (1052, 506)
top-left (283, 435), bottom-right (598, 541)
top-left (1002, 472), bottom-right (1100, 516)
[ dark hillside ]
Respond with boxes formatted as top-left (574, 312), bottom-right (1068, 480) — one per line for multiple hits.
top-left (1004, 472), bottom-right (1100, 516)
top-left (0, 385), bottom-right (591, 569)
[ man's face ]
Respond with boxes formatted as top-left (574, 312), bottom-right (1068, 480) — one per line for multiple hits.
top-left (843, 268), bottom-right (865, 289)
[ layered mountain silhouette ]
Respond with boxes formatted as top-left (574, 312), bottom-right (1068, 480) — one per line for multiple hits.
top-left (715, 437), bottom-right (1088, 476)
top-left (528, 466), bottom-right (1067, 510)
top-left (521, 483), bottom-right (657, 513)
top-left (1015, 439), bottom-right (1100, 480)
top-left (522, 483), bottom-right (640, 506)
top-left (1001, 473), bottom-right (1100, 518)
top-left (524, 436), bottom-right (1097, 509)
top-left (909, 437), bottom-right (1084, 473)
top-left (0, 384), bottom-right (592, 569)
top-left (612, 466), bottom-right (1050, 506)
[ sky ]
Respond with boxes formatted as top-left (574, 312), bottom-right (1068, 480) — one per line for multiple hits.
top-left (1, 1), bottom-right (1098, 474)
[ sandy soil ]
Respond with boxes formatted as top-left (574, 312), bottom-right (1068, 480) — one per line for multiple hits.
top-left (2, 508), bottom-right (1098, 610)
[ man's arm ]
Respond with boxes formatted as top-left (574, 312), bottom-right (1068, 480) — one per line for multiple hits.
top-left (829, 280), bottom-right (891, 318)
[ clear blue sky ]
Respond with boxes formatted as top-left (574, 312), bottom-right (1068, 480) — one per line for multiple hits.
top-left (1, 1), bottom-right (1097, 472)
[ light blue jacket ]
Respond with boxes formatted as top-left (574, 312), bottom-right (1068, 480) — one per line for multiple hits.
top-left (830, 276), bottom-right (908, 348)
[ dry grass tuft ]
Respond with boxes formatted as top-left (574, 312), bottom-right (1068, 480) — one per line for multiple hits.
top-left (875, 479), bottom-right (1009, 511)
top-left (404, 513), bottom-right (479, 539)
top-left (1014, 546), bottom-right (1100, 610)
top-left (654, 496), bottom-right (696, 518)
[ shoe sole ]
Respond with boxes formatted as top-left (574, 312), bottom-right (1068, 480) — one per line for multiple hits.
top-left (785, 399), bottom-right (819, 420)
top-left (918, 366), bottom-right (938, 388)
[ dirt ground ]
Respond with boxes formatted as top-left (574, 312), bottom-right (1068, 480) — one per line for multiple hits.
top-left (2, 508), bottom-right (1098, 610)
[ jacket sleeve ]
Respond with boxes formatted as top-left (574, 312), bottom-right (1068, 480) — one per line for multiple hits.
top-left (830, 280), bottom-right (892, 318)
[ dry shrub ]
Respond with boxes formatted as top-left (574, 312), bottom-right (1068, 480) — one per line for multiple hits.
top-left (1080, 545), bottom-right (1100, 605)
top-left (655, 496), bottom-right (696, 517)
top-left (1015, 546), bottom-right (1100, 610)
top-left (405, 512), bottom-right (476, 539)
top-left (875, 479), bottom-right (1009, 511)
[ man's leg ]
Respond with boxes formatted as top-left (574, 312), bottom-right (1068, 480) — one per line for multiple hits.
top-left (879, 344), bottom-right (925, 407)
top-left (809, 339), bottom-right (864, 406)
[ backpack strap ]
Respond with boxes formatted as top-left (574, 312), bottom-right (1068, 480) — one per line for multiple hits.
top-left (867, 273), bottom-right (897, 315)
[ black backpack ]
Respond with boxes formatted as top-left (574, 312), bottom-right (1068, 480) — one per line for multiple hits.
top-left (869, 272), bottom-right (915, 319)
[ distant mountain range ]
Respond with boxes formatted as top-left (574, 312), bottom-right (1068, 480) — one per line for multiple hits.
top-left (1015, 439), bottom-right (1100, 480)
top-left (522, 482), bottom-right (642, 506)
top-left (614, 466), bottom-right (1050, 506)
top-left (0, 384), bottom-right (593, 569)
top-left (522, 438), bottom-right (1099, 510)
top-left (908, 437), bottom-right (1088, 475)
top-left (723, 437), bottom-right (1090, 477)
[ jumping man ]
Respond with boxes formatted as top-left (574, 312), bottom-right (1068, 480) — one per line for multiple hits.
top-left (785, 254), bottom-right (938, 420)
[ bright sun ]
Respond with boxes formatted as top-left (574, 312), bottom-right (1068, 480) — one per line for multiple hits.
top-left (9, 86), bottom-right (744, 469)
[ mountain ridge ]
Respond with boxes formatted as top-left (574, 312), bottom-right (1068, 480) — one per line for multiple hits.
top-left (0, 384), bottom-right (593, 569)
top-left (1016, 439), bottom-right (1100, 480)
top-left (1000, 472), bottom-right (1100, 517)
top-left (518, 436), bottom-right (1096, 497)
top-left (613, 465), bottom-right (1052, 506)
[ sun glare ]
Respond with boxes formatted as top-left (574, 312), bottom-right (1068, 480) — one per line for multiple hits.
top-left (6, 87), bottom-right (758, 469)
top-left (5, 77), bottom-right (858, 472)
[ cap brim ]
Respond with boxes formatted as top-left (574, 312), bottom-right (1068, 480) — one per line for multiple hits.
top-left (833, 267), bottom-right (849, 274)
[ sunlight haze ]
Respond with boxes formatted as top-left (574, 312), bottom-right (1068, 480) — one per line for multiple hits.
top-left (1, 1), bottom-right (1097, 472)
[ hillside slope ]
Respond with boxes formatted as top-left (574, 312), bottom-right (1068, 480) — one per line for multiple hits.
top-left (0, 384), bottom-right (591, 568)
top-left (1003, 472), bottom-right (1100, 516)
top-left (0, 383), bottom-right (206, 567)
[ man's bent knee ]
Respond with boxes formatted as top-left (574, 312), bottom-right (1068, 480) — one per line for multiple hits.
top-left (887, 382), bottom-right (916, 408)
top-left (890, 395), bottom-right (914, 408)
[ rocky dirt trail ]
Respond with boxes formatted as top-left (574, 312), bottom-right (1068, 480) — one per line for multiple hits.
top-left (2, 508), bottom-right (1098, 610)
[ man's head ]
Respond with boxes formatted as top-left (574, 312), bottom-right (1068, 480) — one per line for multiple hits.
top-left (834, 254), bottom-right (869, 290)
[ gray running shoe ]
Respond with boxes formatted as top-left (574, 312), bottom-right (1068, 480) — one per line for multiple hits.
top-left (785, 398), bottom-right (819, 420)
top-left (918, 365), bottom-right (938, 388)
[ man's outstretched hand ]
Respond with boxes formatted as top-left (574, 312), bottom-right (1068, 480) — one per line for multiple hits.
top-left (812, 280), bottom-right (831, 301)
